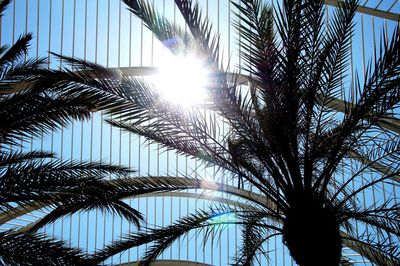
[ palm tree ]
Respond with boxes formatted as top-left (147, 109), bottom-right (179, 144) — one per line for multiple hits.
top-left (71, 0), bottom-right (400, 265)
top-left (0, 10), bottom-right (210, 262)
top-left (0, 0), bottom-right (166, 264)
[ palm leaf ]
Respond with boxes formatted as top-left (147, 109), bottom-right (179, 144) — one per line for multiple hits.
top-left (0, 0), bottom-right (10, 16)
top-left (0, 34), bottom-right (32, 69)
top-left (109, 0), bottom-right (400, 265)
top-left (91, 207), bottom-right (281, 265)
top-left (0, 230), bottom-right (88, 266)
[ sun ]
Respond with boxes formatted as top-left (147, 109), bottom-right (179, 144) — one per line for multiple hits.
top-left (154, 53), bottom-right (209, 106)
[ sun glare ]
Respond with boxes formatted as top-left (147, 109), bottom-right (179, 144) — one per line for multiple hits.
top-left (209, 212), bottom-right (237, 227)
top-left (155, 53), bottom-right (209, 106)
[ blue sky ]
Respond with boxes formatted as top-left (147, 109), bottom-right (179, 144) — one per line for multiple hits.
top-left (1, 0), bottom-right (400, 265)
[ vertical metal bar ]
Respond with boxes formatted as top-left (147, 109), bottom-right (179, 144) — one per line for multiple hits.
top-left (83, 0), bottom-right (91, 256)
top-left (36, 0), bottom-right (46, 236)
top-left (118, 2), bottom-right (124, 263)
top-left (373, 17), bottom-right (393, 251)
top-left (94, 0), bottom-right (99, 256)
top-left (47, 0), bottom-right (51, 68)
top-left (385, 22), bottom-right (398, 208)
top-left (348, 16), bottom-right (361, 258)
top-left (176, 7), bottom-right (181, 254)
top-left (60, 0), bottom-right (64, 64)
top-left (226, 1), bottom-right (231, 264)
top-left (25, 0), bottom-right (28, 33)
top-left (127, 3), bottom-right (133, 263)
top-left (177, 148), bottom-right (181, 260)
top-left (372, 17), bottom-right (389, 209)
top-left (170, 1), bottom-right (177, 261)
top-left (10, 0), bottom-right (17, 164)
top-left (162, 0), bottom-right (166, 259)
top-left (12, 0), bottom-right (15, 45)
top-left (146, 1), bottom-right (154, 257)
top-left (47, 0), bottom-right (57, 240)
top-left (129, 4), bottom-right (132, 68)
top-left (137, 4), bottom-right (144, 260)
top-left (118, 0), bottom-right (122, 68)
top-left (59, 0), bottom-right (65, 242)
top-left (205, 2), bottom-right (209, 263)
top-left (149, 1), bottom-right (157, 262)
top-left (70, 0), bottom-right (77, 249)
top-left (236, 1), bottom-right (240, 262)
top-left (24, 0), bottom-right (28, 62)
top-left (30, 0), bottom-right (40, 186)
top-left (0, 0), bottom-right (2, 46)
top-left (175, 0), bottom-right (181, 249)
top-left (106, 0), bottom-right (112, 263)
top-left (185, 149), bottom-right (189, 262)
top-left (359, 14), bottom-right (371, 242)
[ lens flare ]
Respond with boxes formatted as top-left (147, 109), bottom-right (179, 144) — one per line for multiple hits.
top-left (154, 53), bottom-right (209, 106)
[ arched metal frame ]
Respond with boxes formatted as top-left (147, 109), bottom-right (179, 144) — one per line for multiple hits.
top-left (1, 176), bottom-right (395, 265)
top-left (115, 260), bottom-right (213, 266)
top-left (326, 0), bottom-right (400, 21)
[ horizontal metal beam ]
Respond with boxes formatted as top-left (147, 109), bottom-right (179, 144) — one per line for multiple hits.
top-left (115, 260), bottom-right (212, 266)
top-left (19, 187), bottom-right (392, 265)
top-left (3, 177), bottom-right (394, 266)
top-left (322, 95), bottom-right (400, 135)
top-left (13, 191), bottom-right (252, 234)
top-left (0, 204), bottom-right (40, 225)
top-left (348, 150), bottom-right (400, 182)
top-left (326, 0), bottom-right (400, 21)
top-left (341, 232), bottom-right (396, 266)
top-left (0, 177), bottom-right (270, 226)
top-left (8, 180), bottom-right (394, 266)
top-left (109, 191), bottom-right (399, 266)
top-left (116, 67), bottom-right (400, 135)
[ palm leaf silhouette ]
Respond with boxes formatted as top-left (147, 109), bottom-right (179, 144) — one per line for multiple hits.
top-left (0, 0), bottom-right (161, 263)
top-left (79, 0), bottom-right (400, 265)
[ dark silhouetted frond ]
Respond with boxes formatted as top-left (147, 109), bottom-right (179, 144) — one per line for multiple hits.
top-left (0, 230), bottom-right (88, 265)
top-left (105, 0), bottom-right (400, 265)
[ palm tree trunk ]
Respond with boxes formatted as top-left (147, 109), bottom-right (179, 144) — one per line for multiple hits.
top-left (283, 195), bottom-right (342, 266)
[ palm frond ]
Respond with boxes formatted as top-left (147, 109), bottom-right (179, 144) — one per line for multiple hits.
top-left (27, 196), bottom-right (143, 232)
top-left (0, 58), bottom-right (47, 94)
top-left (0, 230), bottom-right (88, 266)
top-left (0, 34), bottom-right (32, 70)
top-left (314, 4), bottom-right (400, 195)
top-left (0, 158), bottom-right (131, 209)
top-left (0, 150), bottom-right (54, 167)
top-left (0, 154), bottom-right (147, 234)
top-left (90, 209), bottom-right (221, 265)
top-left (233, 213), bottom-right (277, 266)
top-left (342, 233), bottom-right (400, 266)
top-left (0, 0), bottom-right (394, 264)
top-left (122, 0), bottom-right (194, 54)
top-left (174, 0), bottom-right (220, 63)
top-left (92, 206), bottom-right (281, 265)
top-left (0, 0), bottom-right (10, 16)
top-left (342, 201), bottom-right (400, 238)
top-left (0, 86), bottom-right (103, 146)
